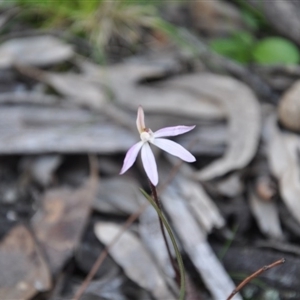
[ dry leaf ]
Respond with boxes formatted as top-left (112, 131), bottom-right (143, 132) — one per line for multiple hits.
top-left (0, 106), bottom-right (136, 154)
top-left (0, 225), bottom-right (51, 300)
top-left (31, 178), bottom-right (97, 274)
top-left (177, 124), bottom-right (227, 156)
top-left (94, 222), bottom-right (175, 300)
top-left (157, 161), bottom-right (238, 299)
top-left (160, 180), bottom-right (241, 300)
top-left (170, 73), bottom-right (261, 180)
top-left (44, 72), bottom-right (107, 110)
top-left (0, 36), bottom-right (73, 68)
top-left (163, 159), bottom-right (225, 233)
top-left (177, 175), bottom-right (225, 231)
top-left (248, 187), bottom-right (283, 239)
top-left (265, 114), bottom-right (300, 224)
top-left (78, 59), bottom-right (225, 120)
top-left (139, 205), bottom-right (175, 278)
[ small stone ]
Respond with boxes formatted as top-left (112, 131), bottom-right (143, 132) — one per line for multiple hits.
top-left (278, 80), bottom-right (300, 132)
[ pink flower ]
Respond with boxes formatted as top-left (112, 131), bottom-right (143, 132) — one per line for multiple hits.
top-left (120, 106), bottom-right (196, 186)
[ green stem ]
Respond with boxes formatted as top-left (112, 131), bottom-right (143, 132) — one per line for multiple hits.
top-left (148, 180), bottom-right (181, 287)
top-left (140, 189), bottom-right (185, 300)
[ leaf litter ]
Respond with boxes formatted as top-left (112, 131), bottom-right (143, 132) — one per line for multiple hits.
top-left (0, 36), bottom-right (73, 68)
top-left (0, 23), bottom-right (299, 300)
top-left (0, 225), bottom-right (51, 300)
top-left (94, 222), bottom-right (175, 300)
top-left (31, 171), bottom-right (98, 275)
top-left (248, 186), bottom-right (283, 240)
top-left (265, 114), bottom-right (300, 225)
top-left (158, 161), bottom-right (242, 300)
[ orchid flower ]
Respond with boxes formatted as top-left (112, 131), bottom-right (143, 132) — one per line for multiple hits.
top-left (120, 106), bottom-right (196, 186)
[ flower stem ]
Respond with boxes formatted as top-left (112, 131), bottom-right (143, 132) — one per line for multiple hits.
top-left (148, 181), bottom-right (181, 287)
top-left (141, 188), bottom-right (185, 300)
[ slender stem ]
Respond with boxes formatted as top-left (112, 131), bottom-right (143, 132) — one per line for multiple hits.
top-left (141, 188), bottom-right (185, 300)
top-left (226, 258), bottom-right (285, 300)
top-left (149, 180), bottom-right (181, 286)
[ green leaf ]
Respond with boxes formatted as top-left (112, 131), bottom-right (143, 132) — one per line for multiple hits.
top-left (253, 37), bottom-right (300, 65)
top-left (140, 189), bottom-right (186, 300)
top-left (210, 31), bottom-right (255, 63)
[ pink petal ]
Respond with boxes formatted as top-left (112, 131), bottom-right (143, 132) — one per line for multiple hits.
top-left (152, 138), bottom-right (196, 162)
top-left (141, 143), bottom-right (158, 186)
top-left (154, 125), bottom-right (195, 138)
top-left (136, 106), bottom-right (145, 134)
top-left (120, 141), bottom-right (143, 174)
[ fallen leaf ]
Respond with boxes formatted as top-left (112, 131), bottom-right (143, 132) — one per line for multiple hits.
top-left (0, 106), bottom-right (136, 154)
top-left (170, 73), bottom-right (261, 180)
top-left (139, 204), bottom-right (175, 278)
top-left (248, 187), bottom-right (283, 239)
top-left (94, 222), bottom-right (175, 300)
top-left (265, 114), bottom-right (300, 225)
top-left (0, 225), bottom-right (51, 300)
top-left (162, 159), bottom-right (225, 233)
top-left (176, 123), bottom-right (227, 156)
top-left (157, 161), bottom-right (238, 299)
top-left (31, 177), bottom-right (97, 274)
top-left (78, 59), bottom-right (226, 120)
top-left (44, 72), bottom-right (107, 110)
top-left (160, 177), bottom-right (241, 300)
top-left (0, 36), bottom-right (73, 68)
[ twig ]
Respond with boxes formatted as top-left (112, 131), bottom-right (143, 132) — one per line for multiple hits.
top-left (226, 258), bottom-right (285, 300)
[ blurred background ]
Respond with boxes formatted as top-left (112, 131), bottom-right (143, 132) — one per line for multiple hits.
top-left (0, 1), bottom-right (300, 299)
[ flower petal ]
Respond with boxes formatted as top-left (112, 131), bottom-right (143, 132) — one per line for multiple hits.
top-left (136, 105), bottom-right (145, 134)
top-left (141, 143), bottom-right (158, 185)
top-left (154, 125), bottom-right (195, 138)
top-left (120, 141), bottom-right (143, 174)
top-left (152, 138), bottom-right (196, 162)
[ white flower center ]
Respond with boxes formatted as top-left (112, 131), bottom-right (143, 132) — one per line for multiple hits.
top-left (140, 130), bottom-right (153, 142)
